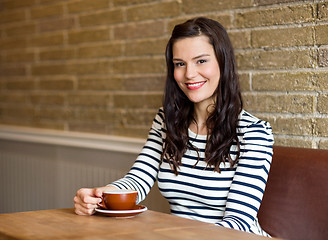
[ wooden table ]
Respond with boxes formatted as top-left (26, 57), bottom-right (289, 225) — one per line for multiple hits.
top-left (0, 208), bottom-right (281, 240)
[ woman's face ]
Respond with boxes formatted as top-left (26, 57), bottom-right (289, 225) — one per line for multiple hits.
top-left (172, 35), bottom-right (220, 106)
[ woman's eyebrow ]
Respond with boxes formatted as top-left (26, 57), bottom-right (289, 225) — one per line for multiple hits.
top-left (172, 57), bottom-right (183, 61)
top-left (172, 54), bottom-right (210, 61)
top-left (193, 54), bottom-right (210, 60)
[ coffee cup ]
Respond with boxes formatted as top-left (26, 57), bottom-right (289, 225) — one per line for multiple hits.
top-left (98, 189), bottom-right (138, 210)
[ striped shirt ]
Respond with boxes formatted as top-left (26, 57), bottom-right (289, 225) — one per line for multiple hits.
top-left (111, 108), bottom-right (274, 236)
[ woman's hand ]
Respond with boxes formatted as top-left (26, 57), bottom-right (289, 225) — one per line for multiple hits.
top-left (74, 185), bottom-right (118, 215)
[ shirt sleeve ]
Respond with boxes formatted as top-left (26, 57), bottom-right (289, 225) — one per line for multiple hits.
top-left (214, 120), bottom-right (274, 233)
top-left (110, 108), bottom-right (165, 204)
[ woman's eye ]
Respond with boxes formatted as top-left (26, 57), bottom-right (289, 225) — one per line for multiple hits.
top-left (174, 62), bottom-right (185, 67)
top-left (197, 59), bottom-right (207, 64)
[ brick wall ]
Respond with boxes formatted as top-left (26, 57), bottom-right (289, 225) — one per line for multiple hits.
top-left (0, 0), bottom-right (327, 149)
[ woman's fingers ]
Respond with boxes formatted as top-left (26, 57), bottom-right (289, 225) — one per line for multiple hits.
top-left (74, 185), bottom-right (119, 215)
top-left (74, 202), bottom-right (96, 215)
top-left (74, 188), bottom-right (101, 215)
top-left (94, 185), bottom-right (118, 198)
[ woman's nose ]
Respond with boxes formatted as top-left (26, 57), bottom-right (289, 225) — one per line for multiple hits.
top-left (185, 64), bottom-right (197, 79)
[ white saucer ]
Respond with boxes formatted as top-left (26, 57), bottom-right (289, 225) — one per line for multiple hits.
top-left (95, 205), bottom-right (147, 218)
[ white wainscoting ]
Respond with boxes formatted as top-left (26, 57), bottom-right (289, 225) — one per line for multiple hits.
top-left (0, 125), bottom-right (169, 214)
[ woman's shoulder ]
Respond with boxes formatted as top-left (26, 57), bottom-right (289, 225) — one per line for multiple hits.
top-left (151, 107), bottom-right (165, 130)
top-left (154, 107), bottom-right (165, 122)
top-left (238, 110), bottom-right (274, 154)
top-left (238, 110), bottom-right (273, 133)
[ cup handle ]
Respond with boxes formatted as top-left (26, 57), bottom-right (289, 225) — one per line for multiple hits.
top-left (97, 199), bottom-right (107, 209)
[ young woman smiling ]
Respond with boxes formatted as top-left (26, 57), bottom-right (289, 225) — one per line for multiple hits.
top-left (74, 17), bottom-right (274, 237)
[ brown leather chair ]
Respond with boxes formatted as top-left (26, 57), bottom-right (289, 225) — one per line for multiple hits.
top-left (258, 146), bottom-right (328, 240)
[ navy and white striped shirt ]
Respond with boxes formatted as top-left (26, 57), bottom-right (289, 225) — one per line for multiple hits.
top-left (111, 108), bottom-right (274, 236)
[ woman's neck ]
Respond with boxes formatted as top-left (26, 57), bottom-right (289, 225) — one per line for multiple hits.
top-left (191, 101), bottom-right (215, 135)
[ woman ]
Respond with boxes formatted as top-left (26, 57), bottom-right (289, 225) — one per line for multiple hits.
top-left (74, 17), bottom-right (274, 236)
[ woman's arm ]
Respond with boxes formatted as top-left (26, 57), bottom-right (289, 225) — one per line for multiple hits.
top-left (110, 108), bottom-right (165, 204)
top-left (215, 120), bottom-right (274, 233)
top-left (74, 108), bottom-right (165, 215)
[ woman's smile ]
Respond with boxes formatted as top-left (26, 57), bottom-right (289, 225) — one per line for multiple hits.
top-left (185, 81), bottom-right (206, 90)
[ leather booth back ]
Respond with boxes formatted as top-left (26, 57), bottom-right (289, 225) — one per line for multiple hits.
top-left (258, 146), bottom-right (328, 240)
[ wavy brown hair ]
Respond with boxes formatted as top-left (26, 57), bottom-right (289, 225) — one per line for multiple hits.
top-left (161, 17), bottom-right (243, 175)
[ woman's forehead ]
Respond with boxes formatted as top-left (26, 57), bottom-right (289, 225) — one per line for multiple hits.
top-left (172, 36), bottom-right (214, 59)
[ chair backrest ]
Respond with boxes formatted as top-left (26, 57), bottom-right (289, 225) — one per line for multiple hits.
top-left (258, 146), bottom-right (328, 240)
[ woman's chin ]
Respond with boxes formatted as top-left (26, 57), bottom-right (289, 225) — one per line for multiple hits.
top-left (186, 95), bottom-right (215, 105)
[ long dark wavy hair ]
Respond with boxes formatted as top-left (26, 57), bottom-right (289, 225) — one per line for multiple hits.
top-left (161, 17), bottom-right (243, 175)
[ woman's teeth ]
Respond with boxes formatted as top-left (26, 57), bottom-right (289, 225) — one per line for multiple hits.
top-left (187, 82), bottom-right (204, 87)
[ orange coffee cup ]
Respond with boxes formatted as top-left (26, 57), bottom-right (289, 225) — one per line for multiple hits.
top-left (98, 189), bottom-right (138, 210)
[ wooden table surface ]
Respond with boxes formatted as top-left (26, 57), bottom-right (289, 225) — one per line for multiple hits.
top-left (0, 208), bottom-right (281, 240)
